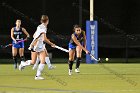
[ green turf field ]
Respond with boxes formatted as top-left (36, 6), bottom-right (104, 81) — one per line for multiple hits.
top-left (0, 63), bottom-right (139, 93)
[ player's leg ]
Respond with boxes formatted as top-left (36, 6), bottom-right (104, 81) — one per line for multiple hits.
top-left (35, 51), bottom-right (46, 80)
top-left (19, 42), bottom-right (25, 62)
top-left (45, 49), bottom-right (56, 70)
top-left (32, 55), bottom-right (40, 70)
top-left (12, 47), bottom-right (18, 69)
top-left (75, 46), bottom-right (82, 73)
top-left (32, 49), bottom-right (56, 70)
top-left (19, 51), bottom-right (37, 70)
top-left (68, 49), bottom-right (75, 75)
top-left (18, 42), bottom-right (26, 70)
top-left (19, 48), bottom-right (25, 62)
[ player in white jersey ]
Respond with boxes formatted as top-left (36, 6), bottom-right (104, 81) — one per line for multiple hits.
top-left (32, 30), bottom-right (56, 70)
top-left (19, 15), bottom-right (55, 80)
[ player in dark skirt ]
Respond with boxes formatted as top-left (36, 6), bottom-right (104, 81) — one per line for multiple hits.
top-left (68, 25), bottom-right (89, 75)
top-left (11, 19), bottom-right (30, 69)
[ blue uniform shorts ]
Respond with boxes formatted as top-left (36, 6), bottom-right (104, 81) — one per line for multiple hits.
top-left (12, 40), bottom-right (24, 48)
top-left (69, 43), bottom-right (76, 50)
top-left (69, 42), bottom-right (84, 50)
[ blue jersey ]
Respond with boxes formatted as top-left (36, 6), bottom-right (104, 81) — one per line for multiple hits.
top-left (12, 27), bottom-right (24, 48)
top-left (13, 27), bottom-right (24, 40)
top-left (69, 31), bottom-right (84, 50)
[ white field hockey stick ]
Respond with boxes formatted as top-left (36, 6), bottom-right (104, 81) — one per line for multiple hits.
top-left (88, 53), bottom-right (100, 61)
top-left (55, 45), bottom-right (69, 53)
top-left (54, 46), bottom-right (100, 61)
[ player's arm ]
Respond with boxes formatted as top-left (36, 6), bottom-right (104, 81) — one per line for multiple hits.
top-left (11, 27), bottom-right (16, 42)
top-left (43, 34), bottom-right (55, 47)
top-left (22, 28), bottom-right (30, 40)
top-left (83, 31), bottom-right (86, 48)
top-left (72, 34), bottom-right (89, 54)
top-left (33, 31), bottom-right (36, 38)
top-left (29, 32), bottom-right (43, 50)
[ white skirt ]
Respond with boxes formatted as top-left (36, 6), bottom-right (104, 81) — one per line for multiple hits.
top-left (34, 45), bottom-right (45, 52)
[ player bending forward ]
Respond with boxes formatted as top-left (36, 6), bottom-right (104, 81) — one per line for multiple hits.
top-left (68, 25), bottom-right (89, 75)
top-left (19, 15), bottom-right (55, 80)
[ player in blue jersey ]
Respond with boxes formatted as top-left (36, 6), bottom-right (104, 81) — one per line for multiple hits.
top-left (11, 19), bottom-right (30, 69)
top-left (68, 25), bottom-right (89, 75)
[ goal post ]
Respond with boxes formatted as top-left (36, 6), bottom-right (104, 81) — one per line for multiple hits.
top-left (90, 0), bottom-right (94, 21)
top-left (86, 0), bottom-right (98, 64)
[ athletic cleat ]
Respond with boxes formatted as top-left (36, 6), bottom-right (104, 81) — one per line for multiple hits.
top-left (68, 69), bottom-right (72, 76)
top-left (19, 61), bottom-right (25, 71)
top-left (48, 65), bottom-right (56, 70)
top-left (19, 64), bottom-right (24, 71)
top-left (35, 76), bottom-right (44, 80)
top-left (75, 68), bottom-right (80, 73)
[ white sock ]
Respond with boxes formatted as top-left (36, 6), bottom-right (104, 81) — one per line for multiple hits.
top-left (33, 57), bottom-right (40, 67)
top-left (36, 63), bottom-right (45, 77)
top-left (45, 57), bottom-right (51, 67)
top-left (21, 60), bottom-right (31, 66)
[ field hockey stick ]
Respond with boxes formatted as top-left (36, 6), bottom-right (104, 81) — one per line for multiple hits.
top-left (1, 39), bottom-right (27, 48)
top-left (54, 46), bottom-right (100, 61)
top-left (88, 52), bottom-right (100, 61)
top-left (55, 45), bottom-right (69, 53)
top-left (0, 44), bottom-right (13, 48)
top-left (16, 39), bottom-right (27, 44)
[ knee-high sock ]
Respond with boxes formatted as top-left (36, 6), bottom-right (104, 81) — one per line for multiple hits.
top-left (33, 57), bottom-right (40, 67)
top-left (20, 56), bottom-right (25, 61)
top-left (21, 60), bottom-right (31, 66)
top-left (76, 57), bottom-right (82, 69)
top-left (36, 63), bottom-right (45, 77)
top-left (13, 56), bottom-right (17, 64)
top-left (45, 57), bottom-right (51, 67)
top-left (68, 61), bottom-right (73, 70)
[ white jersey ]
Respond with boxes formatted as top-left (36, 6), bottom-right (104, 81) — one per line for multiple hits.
top-left (31, 23), bottom-right (47, 52)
